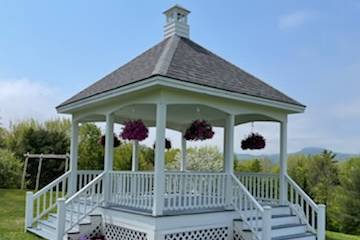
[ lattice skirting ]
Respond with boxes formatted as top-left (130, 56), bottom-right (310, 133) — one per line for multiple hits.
top-left (105, 223), bottom-right (148, 240)
top-left (164, 226), bottom-right (228, 240)
top-left (233, 230), bottom-right (246, 240)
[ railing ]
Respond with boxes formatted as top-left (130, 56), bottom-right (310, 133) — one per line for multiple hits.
top-left (236, 172), bottom-right (280, 204)
top-left (286, 175), bottom-right (326, 240)
top-left (57, 172), bottom-right (106, 239)
top-left (109, 171), bottom-right (154, 211)
top-left (25, 171), bottom-right (70, 228)
top-left (77, 170), bottom-right (102, 190)
top-left (164, 172), bottom-right (227, 211)
top-left (231, 174), bottom-right (271, 240)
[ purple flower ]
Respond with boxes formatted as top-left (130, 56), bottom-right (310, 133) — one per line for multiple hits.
top-left (120, 120), bottom-right (149, 141)
top-left (184, 120), bottom-right (214, 141)
top-left (241, 133), bottom-right (266, 150)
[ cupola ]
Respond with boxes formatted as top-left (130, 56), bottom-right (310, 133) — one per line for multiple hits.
top-left (163, 5), bottom-right (190, 39)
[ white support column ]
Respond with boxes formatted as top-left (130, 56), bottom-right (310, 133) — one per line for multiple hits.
top-left (69, 119), bottom-right (79, 195)
top-left (262, 206), bottom-right (272, 240)
top-left (56, 198), bottom-right (66, 240)
top-left (279, 118), bottom-right (288, 205)
top-left (224, 114), bottom-right (235, 207)
top-left (153, 102), bottom-right (167, 216)
top-left (180, 132), bottom-right (187, 171)
top-left (132, 140), bottom-right (139, 171)
top-left (24, 191), bottom-right (33, 230)
top-left (317, 204), bottom-right (326, 240)
top-left (104, 113), bottom-right (114, 203)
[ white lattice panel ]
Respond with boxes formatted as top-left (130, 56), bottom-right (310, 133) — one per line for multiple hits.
top-left (164, 226), bottom-right (228, 240)
top-left (233, 230), bottom-right (245, 240)
top-left (105, 223), bottom-right (148, 240)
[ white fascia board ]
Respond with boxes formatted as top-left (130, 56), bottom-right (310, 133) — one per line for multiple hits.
top-left (57, 76), bottom-right (305, 114)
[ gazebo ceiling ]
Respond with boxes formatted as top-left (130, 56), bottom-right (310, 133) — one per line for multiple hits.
top-left (78, 104), bottom-right (279, 131)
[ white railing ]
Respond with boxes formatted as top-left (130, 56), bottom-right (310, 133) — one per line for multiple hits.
top-left (109, 171), bottom-right (154, 211)
top-left (231, 174), bottom-right (271, 240)
top-left (56, 172), bottom-right (106, 239)
top-left (164, 172), bottom-right (227, 211)
top-left (77, 170), bottom-right (102, 190)
top-left (286, 175), bottom-right (326, 240)
top-left (25, 171), bottom-right (70, 228)
top-left (236, 172), bottom-right (280, 204)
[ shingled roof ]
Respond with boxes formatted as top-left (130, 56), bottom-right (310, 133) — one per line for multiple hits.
top-left (58, 35), bottom-right (303, 109)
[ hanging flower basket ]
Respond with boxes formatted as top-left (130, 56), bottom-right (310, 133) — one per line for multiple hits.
top-left (184, 120), bottom-right (214, 141)
top-left (98, 134), bottom-right (121, 148)
top-left (153, 138), bottom-right (172, 150)
top-left (120, 120), bottom-right (149, 141)
top-left (241, 133), bottom-right (266, 150)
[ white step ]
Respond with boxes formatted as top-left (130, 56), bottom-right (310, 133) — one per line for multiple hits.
top-left (27, 226), bottom-right (56, 240)
top-left (271, 223), bottom-right (307, 238)
top-left (270, 205), bottom-right (292, 215)
top-left (234, 214), bottom-right (299, 229)
top-left (272, 232), bottom-right (316, 240)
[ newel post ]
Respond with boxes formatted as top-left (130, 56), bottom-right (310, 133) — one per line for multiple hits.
top-left (224, 114), bottom-right (235, 207)
top-left (24, 191), bottom-right (33, 230)
top-left (69, 119), bottom-right (79, 195)
top-left (279, 118), bottom-right (288, 205)
top-left (262, 206), bottom-right (272, 240)
top-left (153, 102), bottom-right (167, 216)
top-left (317, 204), bottom-right (326, 240)
top-left (104, 113), bottom-right (114, 204)
top-left (56, 198), bottom-right (66, 240)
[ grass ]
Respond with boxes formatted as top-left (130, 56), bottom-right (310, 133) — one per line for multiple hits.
top-left (0, 189), bottom-right (359, 240)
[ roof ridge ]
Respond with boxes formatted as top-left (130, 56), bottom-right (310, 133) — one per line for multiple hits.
top-left (152, 35), bottom-right (180, 75)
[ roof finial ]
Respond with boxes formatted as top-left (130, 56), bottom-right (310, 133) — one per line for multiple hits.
top-left (163, 5), bottom-right (190, 39)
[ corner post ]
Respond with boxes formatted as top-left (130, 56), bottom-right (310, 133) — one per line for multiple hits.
top-left (153, 102), bottom-right (167, 216)
top-left (262, 206), bottom-right (272, 240)
top-left (56, 198), bottom-right (66, 240)
top-left (279, 118), bottom-right (288, 205)
top-left (132, 140), bottom-right (139, 171)
top-left (180, 132), bottom-right (187, 171)
top-left (317, 204), bottom-right (326, 240)
top-left (24, 191), bottom-right (33, 230)
top-left (104, 113), bottom-right (114, 204)
top-left (224, 114), bottom-right (235, 207)
top-left (69, 119), bottom-right (79, 195)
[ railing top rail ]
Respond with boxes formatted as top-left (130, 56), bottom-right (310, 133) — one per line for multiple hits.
top-left (110, 171), bottom-right (154, 174)
top-left (78, 170), bottom-right (103, 173)
top-left (231, 173), bottom-right (264, 211)
top-left (235, 172), bottom-right (279, 177)
top-left (285, 175), bottom-right (318, 210)
top-left (65, 171), bottom-right (106, 204)
top-left (166, 171), bottom-right (227, 175)
top-left (33, 171), bottom-right (70, 198)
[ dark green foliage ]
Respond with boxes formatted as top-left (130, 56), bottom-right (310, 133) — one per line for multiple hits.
top-left (0, 149), bottom-right (22, 188)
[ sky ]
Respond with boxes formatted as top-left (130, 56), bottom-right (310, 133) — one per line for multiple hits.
top-left (0, 0), bottom-right (359, 154)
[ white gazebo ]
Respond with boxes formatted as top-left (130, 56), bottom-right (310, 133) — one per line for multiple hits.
top-left (25, 5), bottom-right (325, 240)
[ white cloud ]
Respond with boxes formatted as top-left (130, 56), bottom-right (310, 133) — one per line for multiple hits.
top-left (0, 79), bottom-right (62, 127)
top-left (278, 11), bottom-right (311, 30)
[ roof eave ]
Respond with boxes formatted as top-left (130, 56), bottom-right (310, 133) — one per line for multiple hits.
top-left (56, 75), bottom-right (305, 114)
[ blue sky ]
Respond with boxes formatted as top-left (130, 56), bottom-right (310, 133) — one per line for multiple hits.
top-left (0, 0), bottom-right (359, 154)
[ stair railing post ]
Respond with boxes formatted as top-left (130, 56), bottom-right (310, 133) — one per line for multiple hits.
top-left (262, 206), bottom-right (272, 240)
top-left (56, 198), bottom-right (66, 240)
top-left (317, 204), bottom-right (326, 240)
top-left (24, 191), bottom-right (33, 231)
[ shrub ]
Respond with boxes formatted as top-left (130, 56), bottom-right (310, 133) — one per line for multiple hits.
top-left (0, 149), bottom-right (22, 188)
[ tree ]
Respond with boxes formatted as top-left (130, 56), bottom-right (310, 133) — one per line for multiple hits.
top-left (335, 158), bottom-right (360, 234)
top-left (287, 154), bottom-right (311, 194)
top-left (78, 123), bottom-right (104, 170)
top-left (0, 149), bottom-right (22, 188)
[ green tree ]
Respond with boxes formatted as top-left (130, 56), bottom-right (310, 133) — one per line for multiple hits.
top-left (287, 154), bottom-right (311, 194)
top-left (78, 123), bottom-right (104, 170)
top-left (0, 149), bottom-right (23, 188)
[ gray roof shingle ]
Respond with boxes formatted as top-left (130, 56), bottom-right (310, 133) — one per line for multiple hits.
top-left (58, 35), bottom-right (303, 109)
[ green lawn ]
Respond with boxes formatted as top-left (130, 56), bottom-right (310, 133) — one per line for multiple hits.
top-left (0, 189), bottom-right (359, 240)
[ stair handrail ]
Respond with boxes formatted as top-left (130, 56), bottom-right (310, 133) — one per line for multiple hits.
top-left (56, 171), bottom-right (106, 238)
top-left (25, 171), bottom-right (71, 229)
top-left (231, 174), bottom-right (271, 240)
top-left (285, 175), bottom-right (326, 240)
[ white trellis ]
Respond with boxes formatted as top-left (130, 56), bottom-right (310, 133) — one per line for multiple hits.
top-left (21, 153), bottom-right (69, 191)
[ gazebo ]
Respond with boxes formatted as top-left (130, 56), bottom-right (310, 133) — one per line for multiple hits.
top-left (25, 5), bottom-right (325, 240)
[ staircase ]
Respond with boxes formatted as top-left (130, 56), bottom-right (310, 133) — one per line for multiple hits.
top-left (234, 204), bottom-right (316, 240)
top-left (25, 171), bottom-right (104, 240)
top-left (27, 204), bottom-right (102, 240)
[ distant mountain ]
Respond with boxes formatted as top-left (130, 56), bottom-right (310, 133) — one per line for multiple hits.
top-left (235, 147), bottom-right (359, 163)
